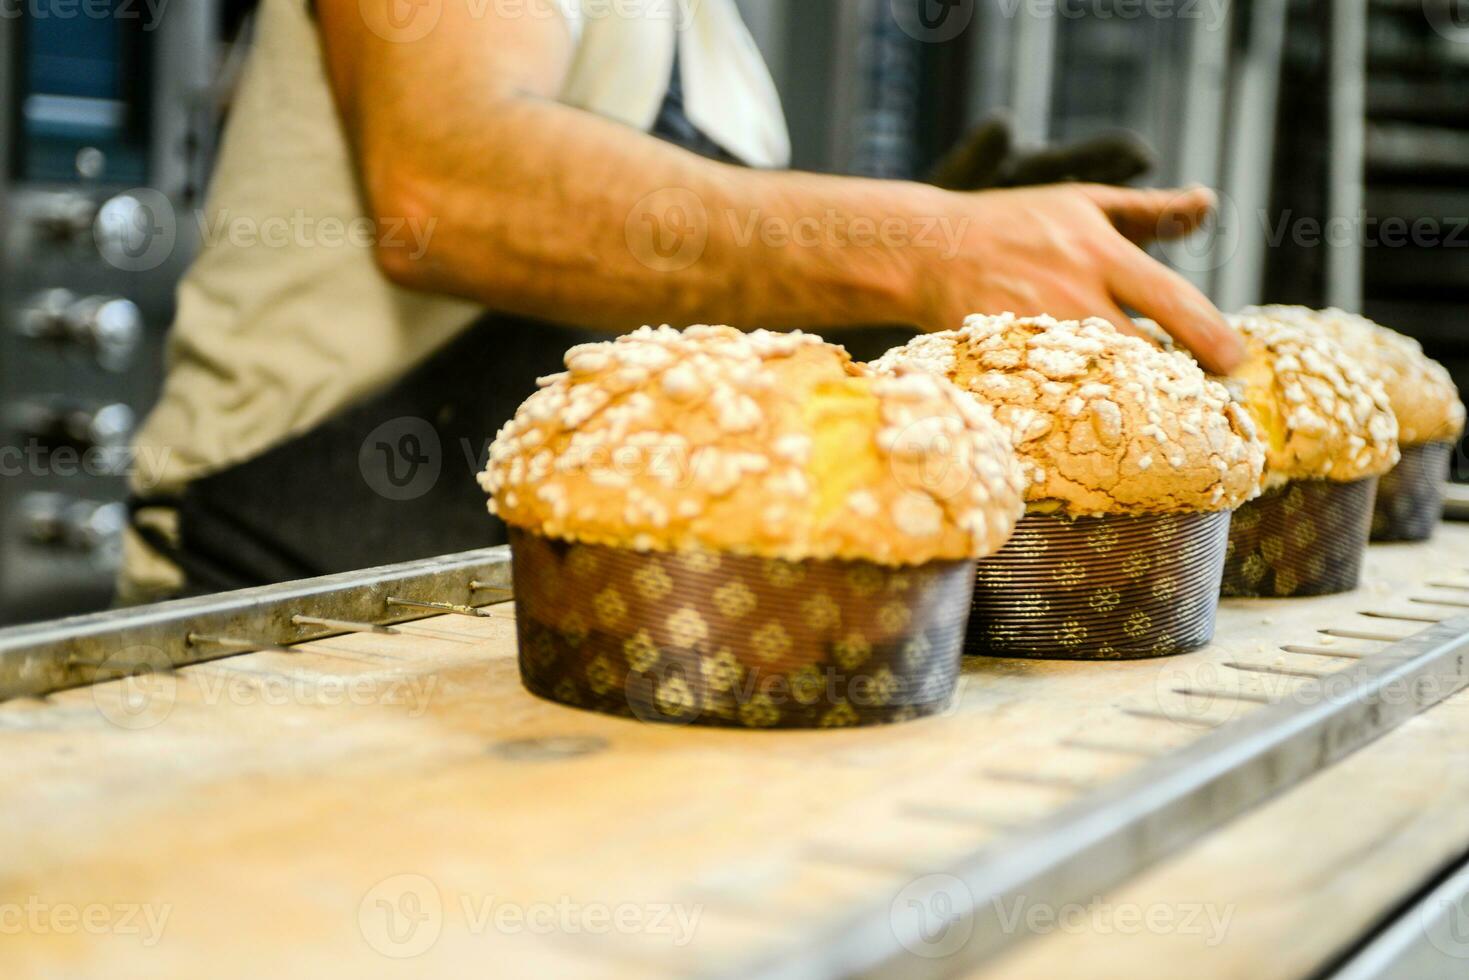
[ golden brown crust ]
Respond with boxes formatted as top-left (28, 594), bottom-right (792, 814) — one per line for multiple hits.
top-left (1246, 305), bottom-right (1465, 446)
top-left (1225, 311), bottom-right (1400, 486)
top-left (480, 325), bottom-right (1027, 566)
top-left (872, 314), bottom-right (1266, 516)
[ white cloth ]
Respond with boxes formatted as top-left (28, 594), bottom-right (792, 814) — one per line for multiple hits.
top-left (560, 0), bottom-right (790, 168)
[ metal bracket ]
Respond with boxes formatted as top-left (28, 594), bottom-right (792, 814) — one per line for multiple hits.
top-left (0, 547), bottom-right (513, 701)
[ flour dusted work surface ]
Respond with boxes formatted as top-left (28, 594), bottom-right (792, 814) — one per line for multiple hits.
top-left (5, 526), bottom-right (1469, 978)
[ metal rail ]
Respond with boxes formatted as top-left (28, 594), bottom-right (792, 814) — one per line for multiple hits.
top-left (1328, 855), bottom-right (1469, 979)
top-left (0, 547), bottom-right (513, 701)
top-left (723, 614), bottom-right (1469, 980)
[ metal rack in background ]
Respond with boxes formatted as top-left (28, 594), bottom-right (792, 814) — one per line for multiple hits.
top-left (0, 3), bottom-right (227, 625)
top-left (1263, 1), bottom-right (1469, 477)
top-left (951, 0), bottom-right (1389, 318)
top-left (962, 0), bottom-right (1300, 311)
top-left (1359, 2), bottom-right (1469, 412)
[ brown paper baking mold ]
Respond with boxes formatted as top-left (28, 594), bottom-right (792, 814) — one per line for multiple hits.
top-left (1221, 477), bottom-right (1378, 598)
top-left (508, 528), bottom-right (977, 729)
top-left (967, 509), bottom-right (1230, 661)
top-left (1372, 442), bottom-right (1452, 543)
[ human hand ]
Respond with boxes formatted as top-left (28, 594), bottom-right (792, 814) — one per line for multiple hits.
top-left (914, 183), bottom-right (1244, 374)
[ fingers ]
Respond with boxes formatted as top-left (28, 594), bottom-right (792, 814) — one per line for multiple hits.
top-left (1078, 184), bottom-right (1217, 245)
top-left (1104, 240), bottom-right (1245, 375)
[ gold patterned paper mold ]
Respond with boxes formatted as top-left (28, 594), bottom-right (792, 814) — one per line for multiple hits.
top-left (1371, 442), bottom-right (1454, 543)
top-left (1217, 312), bottom-right (1398, 596)
top-left (1221, 478), bottom-right (1378, 597)
top-left (873, 314), bottom-right (1262, 662)
top-left (969, 510), bottom-right (1230, 660)
top-left (510, 530), bottom-right (975, 728)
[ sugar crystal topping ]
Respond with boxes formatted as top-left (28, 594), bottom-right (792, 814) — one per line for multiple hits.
top-left (872, 313), bottom-right (1266, 515)
top-left (482, 325), bottom-right (1027, 564)
top-left (1226, 310), bottom-right (1401, 481)
top-left (1246, 305), bottom-right (1462, 446)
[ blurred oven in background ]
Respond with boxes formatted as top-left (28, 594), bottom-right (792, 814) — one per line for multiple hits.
top-left (0, 3), bottom-right (226, 623)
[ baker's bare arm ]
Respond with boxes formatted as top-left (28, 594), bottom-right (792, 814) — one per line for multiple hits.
top-left (318, 0), bottom-right (1244, 373)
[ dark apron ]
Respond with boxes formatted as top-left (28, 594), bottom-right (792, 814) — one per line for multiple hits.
top-left (131, 55), bottom-right (917, 595)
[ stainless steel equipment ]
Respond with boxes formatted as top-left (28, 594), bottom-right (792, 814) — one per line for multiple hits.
top-left (0, 4), bottom-right (220, 623)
